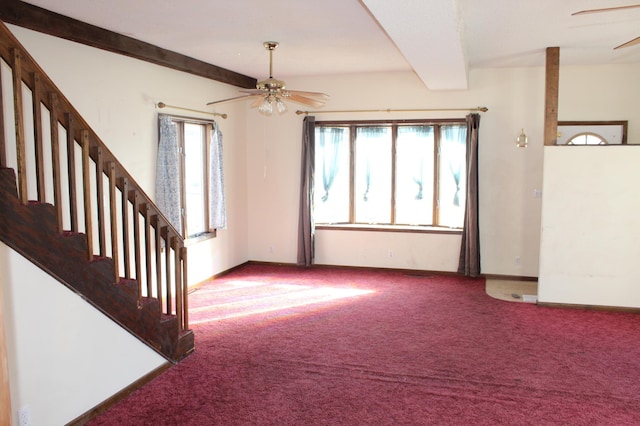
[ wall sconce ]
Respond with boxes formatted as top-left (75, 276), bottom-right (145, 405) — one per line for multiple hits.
top-left (516, 129), bottom-right (528, 148)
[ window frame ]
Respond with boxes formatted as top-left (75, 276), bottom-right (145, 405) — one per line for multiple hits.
top-left (557, 120), bottom-right (628, 145)
top-left (314, 118), bottom-right (466, 233)
top-left (165, 114), bottom-right (217, 242)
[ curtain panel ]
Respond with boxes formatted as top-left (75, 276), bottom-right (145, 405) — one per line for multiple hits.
top-left (155, 114), bottom-right (182, 232)
top-left (458, 113), bottom-right (481, 277)
top-left (297, 116), bottom-right (315, 266)
top-left (210, 122), bottom-right (227, 230)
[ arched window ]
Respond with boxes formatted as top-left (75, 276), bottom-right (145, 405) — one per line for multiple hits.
top-left (566, 132), bottom-right (607, 145)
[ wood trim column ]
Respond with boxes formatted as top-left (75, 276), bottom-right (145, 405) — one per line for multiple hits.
top-left (544, 47), bottom-right (560, 146)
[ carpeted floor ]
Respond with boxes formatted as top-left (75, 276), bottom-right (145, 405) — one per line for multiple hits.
top-left (88, 264), bottom-right (640, 425)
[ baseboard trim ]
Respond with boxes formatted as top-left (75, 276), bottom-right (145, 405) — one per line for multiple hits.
top-left (188, 261), bottom-right (252, 293)
top-left (247, 260), bottom-right (467, 278)
top-left (199, 261), bottom-right (541, 283)
top-left (483, 274), bottom-right (538, 282)
top-left (537, 301), bottom-right (640, 314)
top-left (66, 362), bottom-right (172, 425)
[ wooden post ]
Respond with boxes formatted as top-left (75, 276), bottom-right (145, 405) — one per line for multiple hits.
top-left (108, 163), bottom-right (120, 282)
top-left (11, 48), bottom-right (27, 203)
top-left (0, 62), bottom-right (6, 168)
top-left (66, 113), bottom-right (78, 232)
top-left (32, 72), bottom-right (45, 202)
top-left (81, 130), bottom-right (93, 260)
top-left (544, 47), bottom-right (560, 146)
top-left (50, 93), bottom-right (63, 232)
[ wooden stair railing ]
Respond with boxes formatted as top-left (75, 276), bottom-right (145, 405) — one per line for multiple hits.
top-left (0, 20), bottom-right (193, 361)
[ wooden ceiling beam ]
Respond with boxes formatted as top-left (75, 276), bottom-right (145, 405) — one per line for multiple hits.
top-left (0, 0), bottom-right (256, 89)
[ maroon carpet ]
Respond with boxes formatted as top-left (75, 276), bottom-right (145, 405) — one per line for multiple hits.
top-left (88, 264), bottom-right (640, 425)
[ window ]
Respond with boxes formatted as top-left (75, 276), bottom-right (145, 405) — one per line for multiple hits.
top-left (169, 117), bottom-right (214, 239)
top-left (566, 132), bottom-right (607, 145)
top-left (314, 120), bottom-right (467, 229)
top-left (557, 121), bottom-right (627, 145)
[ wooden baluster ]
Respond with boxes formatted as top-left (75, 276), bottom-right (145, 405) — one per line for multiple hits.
top-left (0, 62), bottom-right (6, 168)
top-left (154, 215), bottom-right (163, 313)
top-left (65, 113), bottom-right (78, 232)
top-left (132, 192), bottom-right (142, 300)
top-left (143, 203), bottom-right (153, 298)
top-left (49, 93), bottom-right (62, 232)
top-left (174, 237), bottom-right (183, 329)
top-left (32, 72), bottom-right (45, 202)
top-left (95, 146), bottom-right (106, 257)
top-left (81, 130), bottom-right (93, 260)
top-left (181, 245), bottom-right (189, 331)
top-left (164, 228), bottom-right (172, 313)
top-left (108, 162), bottom-right (120, 282)
top-left (11, 48), bottom-right (27, 203)
top-left (121, 177), bottom-right (131, 279)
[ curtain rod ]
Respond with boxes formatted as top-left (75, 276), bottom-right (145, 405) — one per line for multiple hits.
top-left (156, 102), bottom-right (227, 119)
top-left (295, 106), bottom-right (488, 116)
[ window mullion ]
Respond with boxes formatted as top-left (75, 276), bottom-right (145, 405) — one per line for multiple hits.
top-left (177, 121), bottom-right (187, 237)
top-left (391, 124), bottom-right (397, 225)
top-left (203, 124), bottom-right (212, 232)
top-left (349, 125), bottom-right (356, 223)
top-left (433, 125), bottom-right (440, 226)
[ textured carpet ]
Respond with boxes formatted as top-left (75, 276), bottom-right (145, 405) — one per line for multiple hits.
top-left (88, 264), bottom-right (640, 425)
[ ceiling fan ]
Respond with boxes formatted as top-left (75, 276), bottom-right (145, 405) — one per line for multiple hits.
top-left (206, 41), bottom-right (329, 114)
top-left (571, 4), bottom-right (640, 49)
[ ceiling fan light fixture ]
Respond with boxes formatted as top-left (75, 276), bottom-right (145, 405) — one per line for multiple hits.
top-left (258, 97), bottom-right (273, 115)
top-left (206, 41), bottom-right (328, 112)
top-left (258, 95), bottom-right (288, 115)
top-left (276, 97), bottom-right (288, 114)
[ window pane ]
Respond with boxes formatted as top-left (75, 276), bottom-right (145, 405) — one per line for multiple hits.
top-left (314, 127), bottom-right (350, 223)
top-left (355, 127), bottom-right (391, 224)
top-left (395, 126), bottom-right (434, 225)
top-left (184, 123), bottom-right (206, 237)
top-left (439, 125), bottom-right (467, 228)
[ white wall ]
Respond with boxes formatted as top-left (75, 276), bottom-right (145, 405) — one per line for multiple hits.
top-left (537, 62), bottom-right (640, 308)
top-left (245, 62), bottom-right (640, 277)
top-left (246, 68), bottom-right (547, 275)
top-left (538, 146), bottom-right (640, 307)
top-left (559, 63), bottom-right (640, 137)
top-left (0, 242), bottom-right (168, 425)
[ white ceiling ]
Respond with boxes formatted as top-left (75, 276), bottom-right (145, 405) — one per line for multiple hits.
top-left (22, 0), bottom-right (640, 90)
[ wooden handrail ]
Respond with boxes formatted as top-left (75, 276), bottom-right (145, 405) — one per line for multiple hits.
top-left (0, 20), bottom-right (189, 333)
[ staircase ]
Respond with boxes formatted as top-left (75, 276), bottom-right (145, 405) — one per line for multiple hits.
top-left (0, 21), bottom-right (194, 362)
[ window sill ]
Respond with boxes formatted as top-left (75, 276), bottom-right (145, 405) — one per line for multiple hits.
top-left (185, 230), bottom-right (217, 246)
top-left (315, 224), bottom-right (462, 235)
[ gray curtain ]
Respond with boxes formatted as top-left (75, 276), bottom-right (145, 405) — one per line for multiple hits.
top-left (458, 113), bottom-right (481, 277)
top-left (156, 115), bottom-right (182, 232)
top-left (209, 122), bottom-right (227, 229)
top-left (297, 116), bottom-right (315, 266)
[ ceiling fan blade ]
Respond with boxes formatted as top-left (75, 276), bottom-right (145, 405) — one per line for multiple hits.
top-left (572, 4), bottom-right (640, 15)
top-left (250, 96), bottom-right (266, 107)
top-left (206, 94), bottom-right (261, 106)
top-left (285, 89), bottom-right (330, 100)
top-left (614, 36), bottom-right (640, 49)
top-left (286, 93), bottom-right (327, 108)
top-left (239, 89), bottom-right (266, 95)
